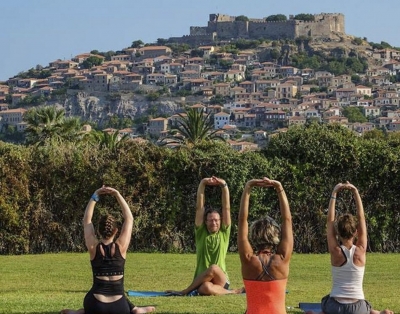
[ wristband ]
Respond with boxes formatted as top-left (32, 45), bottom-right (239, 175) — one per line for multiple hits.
top-left (330, 196), bottom-right (336, 200)
top-left (91, 193), bottom-right (100, 202)
top-left (220, 182), bottom-right (227, 188)
top-left (277, 189), bottom-right (284, 194)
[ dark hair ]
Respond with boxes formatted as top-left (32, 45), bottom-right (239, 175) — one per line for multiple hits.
top-left (98, 214), bottom-right (117, 239)
top-left (249, 216), bottom-right (281, 252)
top-left (204, 207), bottom-right (221, 222)
top-left (336, 213), bottom-right (357, 240)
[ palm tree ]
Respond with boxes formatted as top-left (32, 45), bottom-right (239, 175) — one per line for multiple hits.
top-left (161, 108), bottom-right (223, 146)
top-left (85, 129), bottom-right (129, 151)
top-left (24, 106), bottom-right (83, 145)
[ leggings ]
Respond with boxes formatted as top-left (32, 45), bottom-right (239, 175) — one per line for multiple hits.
top-left (83, 292), bottom-right (132, 314)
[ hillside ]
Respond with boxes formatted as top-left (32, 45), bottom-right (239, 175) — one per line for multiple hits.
top-left (252, 33), bottom-right (383, 69)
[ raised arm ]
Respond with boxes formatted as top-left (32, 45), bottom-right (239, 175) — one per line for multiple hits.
top-left (238, 178), bottom-right (292, 263)
top-left (195, 177), bottom-right (230, 227)
top-left (110, 188), bottom-right (133, 256)
top-left (238, 179), bottom-right (262, 262)
top-left (83, 186), bottom-right (107, 256)
top-left (348, 183), bottom-right (367, 251)
top-left (214, 177), bottom-right (231, 226)
top-left (195, 178), bottom-right (208, 227)
top-left (327, 183), bottom-right (344, 254)
top-left (270, 179), bottom-right (293, 262)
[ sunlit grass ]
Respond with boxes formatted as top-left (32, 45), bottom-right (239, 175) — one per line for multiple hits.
top-left (0, 253), bottom-right (398, 313)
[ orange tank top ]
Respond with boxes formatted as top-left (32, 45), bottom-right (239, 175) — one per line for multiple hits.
top-left (243, 278), bottom-right (288, 314)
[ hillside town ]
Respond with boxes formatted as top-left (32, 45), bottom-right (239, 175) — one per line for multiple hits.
top-left (2, 13), bottom-right (400, 150)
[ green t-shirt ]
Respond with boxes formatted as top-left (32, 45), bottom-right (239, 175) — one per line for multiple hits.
top-left (193, 223), bottom-right (231, 280)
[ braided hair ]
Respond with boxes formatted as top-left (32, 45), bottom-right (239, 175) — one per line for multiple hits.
top-left (98, 214), bottom-right (117, 239)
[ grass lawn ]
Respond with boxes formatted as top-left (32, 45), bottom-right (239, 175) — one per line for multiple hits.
top-left (0, 253), bottom-right (398, 314)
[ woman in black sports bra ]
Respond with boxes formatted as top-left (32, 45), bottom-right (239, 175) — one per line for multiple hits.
top-left (61, 186), bottom-right (155, 314)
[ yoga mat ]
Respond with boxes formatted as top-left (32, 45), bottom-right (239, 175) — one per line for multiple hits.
top-left (299, 302), bottom-right (322, 312)
top-left (127, 290), bottom-right (171, 297)
top-left (126, 290), bottom-right (171, 297)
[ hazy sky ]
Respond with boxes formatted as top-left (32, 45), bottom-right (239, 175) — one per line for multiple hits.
top-left (1, 0), bottom-right (398, 81)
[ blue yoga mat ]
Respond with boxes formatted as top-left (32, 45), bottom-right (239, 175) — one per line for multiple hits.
top-left (127, 289), bottom-right (245, 297)
top-left (127, 290), bottom-right (171, 297)
top-left (299, 302), bottom-right (322, 312)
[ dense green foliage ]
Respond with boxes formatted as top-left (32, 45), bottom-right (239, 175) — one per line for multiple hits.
top-left (235, 15), bottom-right (249, 22)
top-left (90, 50), bottom-right (116, 61)
top-left (342, 106), bottom-right (368, 123)
top-left (233, 39), bottom-right (263, 50)
top-left (161, 108), bottom-right (222, 146)
top-left (290, 52), bottom-right (369, 75)
top-left (23, 106), bottom-right (83, 145)
top-left (16, 67), bottom-right (52, 79)
top-left (81, 56), bottom-right (103, 69)
top-left (17, 94), bottom-right (49, 107)
top-left (294, 14), bottom-right (315, 21)
top-left (1, 123), bottom-right (400, 255)
top-left (266, 14), bottom-right (287, 22)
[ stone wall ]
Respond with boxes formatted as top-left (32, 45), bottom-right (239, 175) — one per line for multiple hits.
top-left (186, 13), bottom-right (345, 42)
top-left (213, 21), bottom-right (249, 39)
top-left (190, 26), bottom-right (208, 36)
top-left (168, 33), bottom-right (216, 45)
top-left (249, 20), bottom-right (297, 40)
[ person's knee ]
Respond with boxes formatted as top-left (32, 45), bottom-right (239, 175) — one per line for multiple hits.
top-left (198, 282), bottom-right (213, 295)
top-left (207, 264), bottom-right (222, 275)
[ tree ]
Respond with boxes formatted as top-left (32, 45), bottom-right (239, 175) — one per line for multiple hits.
top-left (85, 130), bottom-right (129, 151)
top-left (157, 38), bottom-right (168, 45)
top-left (209, 94), bottom-right (225, 105)
top-left (161, 108), bottom-right (223, 146)
top-left (342, 106), bottom-right (367, 123)
top-left (351, 74), bottom-right (361, 84)
top-left (190, 49), bottom-right (204, 58)
top-left (24, 106), bottom-right (83, 145)
top-left (352, 37), bottom-right (363, 45)
top-left (131, 40), bottom-right (144, 48)
top-left (266, 14), bottom-right (287, 22)
top-left (146, 92), bottom-right (160, 101)
top-left (167, 43), bottom-right (191, 56)
top-left (269, 49), bottom-right (280, 61)
top-left (294, 14), bottom-right (315, 21)
top-left (235, 15), bottom-right (249, 22)
top-left (363, 129), bottom-right (385, 140)
top-left (219, 59), bottom-right (234, 70)
top-left (81, 56), bottom-right (103, 69)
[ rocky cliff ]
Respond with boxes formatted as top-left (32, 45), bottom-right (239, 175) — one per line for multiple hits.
top-left (59, 90), bottom-right (188, 126)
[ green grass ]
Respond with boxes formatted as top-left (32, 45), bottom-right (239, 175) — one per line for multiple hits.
top-left (0, 253), bottom-right (398, 314)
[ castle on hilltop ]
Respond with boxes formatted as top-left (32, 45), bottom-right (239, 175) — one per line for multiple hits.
top-left (168, 13), bottom-right (345, 45)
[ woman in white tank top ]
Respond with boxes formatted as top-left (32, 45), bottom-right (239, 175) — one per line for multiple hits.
top-left (307, 182), bottom-right (393, 314)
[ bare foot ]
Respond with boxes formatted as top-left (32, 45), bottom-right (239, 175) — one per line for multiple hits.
top-left (132, 306), bottom-right (156, 313)
top-left (370, 310), bottom-right (393, 314)
top-left (60, 310), bottom-right (84, 314)
top-left (231, 287), bottom-right (245, 294)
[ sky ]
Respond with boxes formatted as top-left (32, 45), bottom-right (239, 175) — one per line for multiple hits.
top-left (1, 0), bottom-right (399, 81)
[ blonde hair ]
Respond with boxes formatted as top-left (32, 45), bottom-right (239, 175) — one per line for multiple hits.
top-left (249, 216), bottom-right (281, 252)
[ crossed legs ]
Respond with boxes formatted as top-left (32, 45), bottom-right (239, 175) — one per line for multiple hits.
top-left (167, 264), bottom-right (244, 296)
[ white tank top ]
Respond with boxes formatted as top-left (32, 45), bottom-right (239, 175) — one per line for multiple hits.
top-left (330, 245), bottom-right (365, 300)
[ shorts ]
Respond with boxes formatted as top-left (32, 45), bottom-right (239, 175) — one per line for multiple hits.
top-left (321, 294), bottom-right (372, 314)
top-left (83, 291), bottom-right (131, 314)
top-left (189, 281), bottom-right (230, 296)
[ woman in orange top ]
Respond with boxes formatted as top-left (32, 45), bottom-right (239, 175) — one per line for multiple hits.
top-left (238, 177), bottom-right (293, 314)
